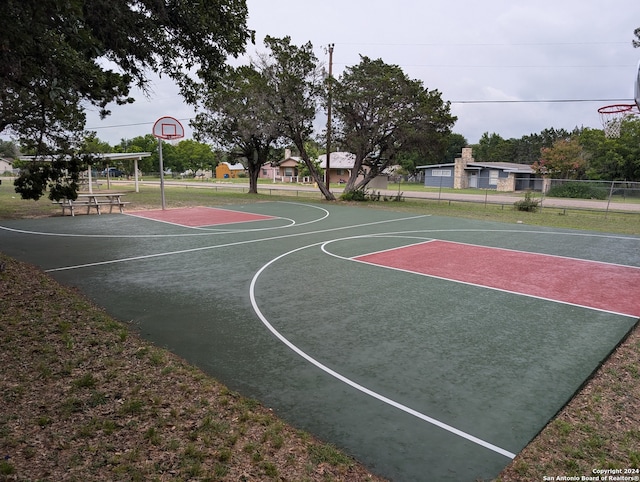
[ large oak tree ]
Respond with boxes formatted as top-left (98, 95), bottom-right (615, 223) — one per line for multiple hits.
top-left (192, 65), bottom-right (280, 194)
top-left (332, 57), bottom-right (456, 194)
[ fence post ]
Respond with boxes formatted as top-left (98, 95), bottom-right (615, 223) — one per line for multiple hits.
top-left (605, 180), bottom-right (615, 219)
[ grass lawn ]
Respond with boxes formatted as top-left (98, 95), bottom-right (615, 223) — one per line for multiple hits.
top-left (1, 182), bottom-right (639, 481)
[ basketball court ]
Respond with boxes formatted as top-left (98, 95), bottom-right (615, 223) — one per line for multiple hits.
top-left (1, 201), bottom-right (638, 481)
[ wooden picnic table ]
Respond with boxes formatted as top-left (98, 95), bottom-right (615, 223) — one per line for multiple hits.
top-left (55, 193), bottom-right (129, 216)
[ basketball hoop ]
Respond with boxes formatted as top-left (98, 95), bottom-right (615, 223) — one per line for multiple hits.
top-left (597, 104), bottom-right (637, 138)
top-left (152, 116), bottom-right (185, 211)
top-left (153, 116), bottom-right (185, 140)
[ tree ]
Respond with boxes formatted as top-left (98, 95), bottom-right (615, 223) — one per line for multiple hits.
top-left (174, 140), bottom-right (218, 178)
top-left (474, 133), bottom-right (513, 163)
top-left (443, 133), bottom-right (469, 163)
top-left (532, 138), bottom-right (586, 179)
top-left (115, 135), bottom-right (159, 173)
top-left (0, 140), bottom-right (19, 159)
top-left (3, 0), bottom-right (252, 200)
top-left (193, 65), bottom-right (280, 193)
top-left (579, 119), bottom-right (640, 181)
top-left (258, 36), bottom-right (335, 200)
top-left (332, 56), bottom-right (456, 194)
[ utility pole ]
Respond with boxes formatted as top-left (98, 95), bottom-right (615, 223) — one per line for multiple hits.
top-left (325, 43), bottom-right (334, 192)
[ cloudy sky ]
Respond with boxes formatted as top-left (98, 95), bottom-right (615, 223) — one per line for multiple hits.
top-left (85, 0), bottom-right (640, 147)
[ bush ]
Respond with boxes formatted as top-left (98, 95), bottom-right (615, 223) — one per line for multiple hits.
top-left (340, 188), bottom-right (405, 202)
top-left (514, 192), bottom-right (540, 212)
top-left (340, 188), bottom-right (367, 201)
top-left (547, 182), bottom-right (608, 200)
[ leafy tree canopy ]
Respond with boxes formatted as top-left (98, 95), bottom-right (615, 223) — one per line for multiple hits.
top-left (532, 137), bottom-right (586, 179)
top-left (258, 36), bottom-right (335, 200)
top-left (333, 56), bottom-right (456, 192)
top-left (193, 64), bottom-right (281, 193)
top-left (3, 0), bottom-right (252, 200)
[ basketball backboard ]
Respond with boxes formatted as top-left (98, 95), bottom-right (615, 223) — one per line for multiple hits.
top-left (152, 116), bottom-right (185, 140)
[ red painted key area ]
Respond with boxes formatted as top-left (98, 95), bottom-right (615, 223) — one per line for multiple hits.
top-left (129, 206), bottom-right (275, 227)
top-left (354, 240), bottom-right (640, 317)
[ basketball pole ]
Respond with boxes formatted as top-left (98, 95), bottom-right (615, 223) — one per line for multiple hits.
top-left (158, 138), bottom-right (167, 210)
top-left (325, 43), bottom-right (334, 192)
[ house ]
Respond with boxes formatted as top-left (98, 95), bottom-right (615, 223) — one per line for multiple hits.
top-left (260, 149), bottom-right (304, 182)
top-left (417, 147), bottom-right (541, 192)
top-left (318, 152), bottom-right (389, 188)
top-left (215, 162), bottom-right (246, 179)
top-left (0, 157), bottom-right (15, 175)
top-left (318, 152), bottom-right (355, 184)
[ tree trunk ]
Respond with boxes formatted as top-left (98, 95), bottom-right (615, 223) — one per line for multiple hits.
top-left (248, 165), bottom-right (259, 194)
top-left (342, 157), bottom-right (364, 194)
top-left (291, 133), bottom-right (336, 201)
top-left (302, 158), bottom-right (335, 200)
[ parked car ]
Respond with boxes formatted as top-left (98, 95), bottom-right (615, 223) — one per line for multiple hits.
top-left (101, 167), bottom-right (125, 177)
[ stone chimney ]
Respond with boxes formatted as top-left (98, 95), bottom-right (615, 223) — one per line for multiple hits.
top-left (284, 148), bottom-right (291, 160)
top-left (454, 147), bottom-right (474, 189)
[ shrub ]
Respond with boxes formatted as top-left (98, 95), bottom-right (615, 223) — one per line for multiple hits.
top-left (340, 188), bottom-right (405, 202)
top-left (547, 182), bottom-right (608, 200)
top-left (340, 188), bottom-right (367, 201)
top-left (514, 192), bottom-right (540, 212)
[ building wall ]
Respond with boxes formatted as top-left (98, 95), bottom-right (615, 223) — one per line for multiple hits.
top-left (424, 168), bottom-right (455, 188)
top-left (215, 163), bottom-right (244, 179)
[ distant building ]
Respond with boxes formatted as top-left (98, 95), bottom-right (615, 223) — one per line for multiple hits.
top-left (215, 162), bottom-right (246, 179)
top-left (417, 148), bottom-right (541, 191)
top-left (0, 158), bottom-right (15, 174)
top-left (318, 152), bottom-right (389, 188)
top-left (260, 149), bottom-right (303, 182)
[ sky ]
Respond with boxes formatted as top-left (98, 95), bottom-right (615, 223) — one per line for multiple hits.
top-left (84, 0), bottom-right (640, 147)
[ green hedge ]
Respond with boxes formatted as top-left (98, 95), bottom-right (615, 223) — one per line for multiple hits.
top-left (547, 182), bottom-right (608, 200)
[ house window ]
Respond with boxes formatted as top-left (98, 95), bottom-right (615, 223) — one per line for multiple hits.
top-left (432, 169), bottom-right (451, 177)
top-left (336, 169), bottom-right (347, 176)
top-left (284, 167), bottom-right (295, 177)
top-left (489, 170), bottom-right (500, 185)
top-left (262, 169), bottom-right (268, 176)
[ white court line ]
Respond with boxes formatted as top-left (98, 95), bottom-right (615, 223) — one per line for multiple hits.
top-left (0, 201), bottom-right (330, 238)
top-left (249, 241), bottom-right (517, 460)
top-left (125, 205), bottom-right (296, 231)
top-left (319, 234), bottom-right (640, 319)
top-left (44, 213), bottom-right (431, 272)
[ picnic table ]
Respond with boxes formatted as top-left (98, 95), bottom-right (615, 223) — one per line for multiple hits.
top-left (54, 193), bottom-right (129, 216)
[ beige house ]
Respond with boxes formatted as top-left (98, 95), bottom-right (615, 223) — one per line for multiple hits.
top-left (318, 152), bottom-right (389, 188)
top-left (0, 158), bottom-right (15, 174)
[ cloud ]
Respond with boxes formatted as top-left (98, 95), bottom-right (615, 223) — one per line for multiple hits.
top-left (83, 0), bottom-right (640, 146)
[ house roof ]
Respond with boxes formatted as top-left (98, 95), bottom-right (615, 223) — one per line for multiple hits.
top-left (220, 162), bottom-right (245, 171)
top-left (20, 152), bottom-right (152, 162)
top-left (471, 162), bottom-right (534, 173)
top-left (417, 161), bottom-right (533, 174)
top-left (416, 162), bottom-right (454, 169)
top-left (317, 152), bottom-right (356, 169)
top-left (280, 157), bottom-right (302, 166)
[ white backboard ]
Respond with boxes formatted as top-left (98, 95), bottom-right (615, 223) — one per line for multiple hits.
top-left (153, 116), bottom-right (185, 140)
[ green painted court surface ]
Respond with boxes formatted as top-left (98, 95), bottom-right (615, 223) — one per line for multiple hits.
top-left (1, 201), bottom-right (639, 481)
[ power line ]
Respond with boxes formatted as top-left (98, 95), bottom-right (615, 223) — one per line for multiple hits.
top-left (86, 118), bottom-right (193, 130)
